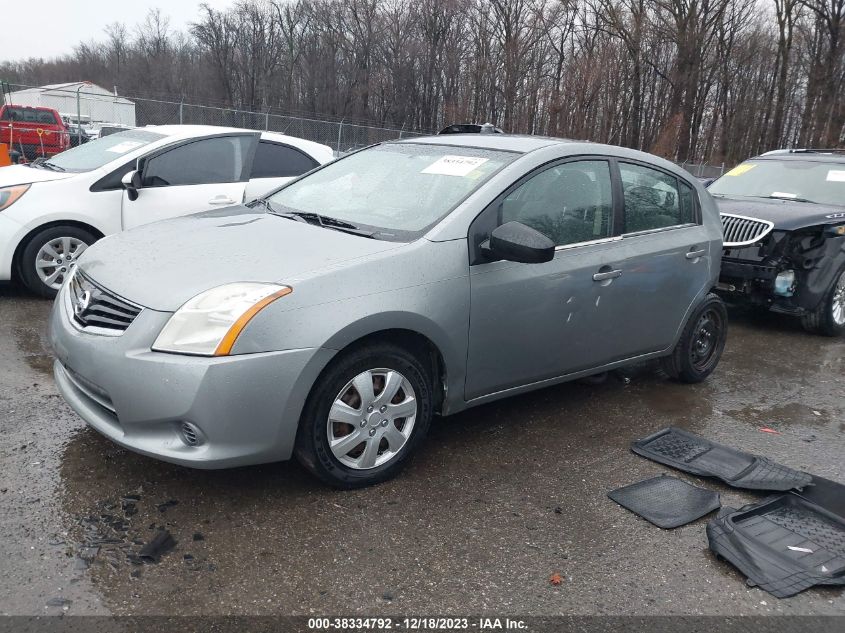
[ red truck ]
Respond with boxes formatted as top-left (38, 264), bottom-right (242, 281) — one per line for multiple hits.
top-left (0, 104), bottom-right (70, 162)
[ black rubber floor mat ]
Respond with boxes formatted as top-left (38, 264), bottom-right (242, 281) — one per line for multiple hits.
top-left (631, 427), bottom-right (811, 491)
top-left (707, 494), bottom-right (845, 598)
top-left (608, 475), bottom-right (721, 528)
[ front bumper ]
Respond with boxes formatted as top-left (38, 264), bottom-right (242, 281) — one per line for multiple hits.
top-left (0, 213), bottom-right (24, 281)
top-left (48, 281), bottom-right (334, 468)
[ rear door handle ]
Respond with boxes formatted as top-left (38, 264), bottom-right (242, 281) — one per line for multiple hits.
top-left (686, 249), bottom-right (707, 260)
top-left (209, 195), bottom-right (236, 205)
top-left (593, 269), bottom-right (623, 281)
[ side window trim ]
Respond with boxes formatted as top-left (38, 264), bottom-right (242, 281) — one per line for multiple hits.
top-left (616, 159), bottom-right (703, 236)
top-left (140, 133), bottom-right (259, 188)
top-left (467, 154), bottom-right (617, 265)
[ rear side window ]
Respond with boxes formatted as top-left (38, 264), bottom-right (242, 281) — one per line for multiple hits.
top-left (1, 107), bottom-right (59, 125)
top-left (143, 136), bottom-right (253, 187)
top-left (620, 163), bottom-right (695, 233)
top-left (501, 160), bottom-right (613, 246)
top-left (250, 141), bottom-right (318, 178)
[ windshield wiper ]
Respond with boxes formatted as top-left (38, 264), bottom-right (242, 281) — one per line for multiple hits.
top-left (763, 195), bottom-right (817, 204)
top-left (270, 208), bottom-right (376, 238)
top-left (39, 160), bottom-right (65, 172)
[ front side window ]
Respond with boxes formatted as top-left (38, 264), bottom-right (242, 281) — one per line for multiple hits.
top-left (250, 142), bottom-right (318, 178)
top-left (501, 160), bottom-right (613, 246)
top-left (143, 135), bottom-right (253, 187)
top-left (621, 163), bottom-right (693, 233)
top-left (267, 143), bottom-right (516, 240)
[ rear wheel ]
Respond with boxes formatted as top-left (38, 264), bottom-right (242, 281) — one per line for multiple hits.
top-left (294, 343), bottom-right (434, 488)
top-left (801, 266), bottom-right (845, 337)
top-left (661, 293), bottom-right (728, 384)
top-left (19, 226), bottom-right (95, 298)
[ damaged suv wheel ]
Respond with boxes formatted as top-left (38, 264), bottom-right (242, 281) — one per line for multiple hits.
top-left (801, 266), bottom-right (845, 337)
top-left (662, 293), bottom-right (728, 384)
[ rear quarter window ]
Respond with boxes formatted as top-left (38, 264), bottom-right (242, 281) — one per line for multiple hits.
top-left (250, 141), bottom-right (318, 178)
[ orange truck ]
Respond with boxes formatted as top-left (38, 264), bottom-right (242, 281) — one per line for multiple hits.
top-left (0, 104), bottom-right (70, 161)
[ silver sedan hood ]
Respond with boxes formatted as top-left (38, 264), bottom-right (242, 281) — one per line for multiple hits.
top-left (78, 206), bottom-right (403, 311)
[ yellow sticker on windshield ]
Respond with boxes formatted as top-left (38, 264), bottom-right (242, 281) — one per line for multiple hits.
top-left (725, 163), bottom-right (756, 177)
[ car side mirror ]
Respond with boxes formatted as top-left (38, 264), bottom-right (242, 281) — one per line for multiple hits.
top-left (121, 170), bottom-right (142, 201)
top-left (481, 221), bottom-right (555, 264)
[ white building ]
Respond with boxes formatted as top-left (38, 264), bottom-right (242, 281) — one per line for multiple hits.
top-left (6, 82), bottom-right (136, 127)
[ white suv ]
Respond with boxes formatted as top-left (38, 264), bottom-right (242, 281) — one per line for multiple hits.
top-left (0, 125), bottom-right (334, 296)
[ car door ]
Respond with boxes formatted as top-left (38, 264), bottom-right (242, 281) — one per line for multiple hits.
top-left (465, 158), bottom-right (624, 400)
top-left (596, 160), bottom-right (711, 359)
top-left (121, 133), bottom-right (258, 229)
top-left (243, 140), bottom-right (320, 201)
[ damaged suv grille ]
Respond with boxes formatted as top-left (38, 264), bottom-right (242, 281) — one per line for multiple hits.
top-left (69, 270), bottom-right (142, 332)
top-left (721, 213), bottom-right (774, 247)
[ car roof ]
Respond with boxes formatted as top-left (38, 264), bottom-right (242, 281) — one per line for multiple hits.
top-left (392, 133), bottom-right (574, 153)
top-left (755, 150), bottom-right (845, 164)
top-left (143, 125), bottom-right (333, 155)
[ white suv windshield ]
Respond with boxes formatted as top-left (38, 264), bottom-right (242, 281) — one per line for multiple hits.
top-left (267, 143), bottom-right (516, 239)
top-left (709, 159), bottom-right (845, 206)
top-left (46, 130), bottom-right (166, 172)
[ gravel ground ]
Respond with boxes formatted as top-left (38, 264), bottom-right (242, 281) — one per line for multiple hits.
top-left (0, 284), bottom-right (843, 617)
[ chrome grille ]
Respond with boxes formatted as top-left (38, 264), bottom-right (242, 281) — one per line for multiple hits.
top-left (68, 269), bottom-right (142, 332)
top-left (721, 213), bottom-right (775, 247)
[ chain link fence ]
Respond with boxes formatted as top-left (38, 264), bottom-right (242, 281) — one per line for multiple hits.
top-left (678, 161), bottom-right (726, 179)
top-left (2, 81), bottom-right (427, 153)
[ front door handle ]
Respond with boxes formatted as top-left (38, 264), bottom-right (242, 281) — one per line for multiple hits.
top-left (209, 195), bottom-right (236, 205)
top-left (686, 249), bottom-right (707, 260)
top-left (593, 269), bottom-right (623, 282)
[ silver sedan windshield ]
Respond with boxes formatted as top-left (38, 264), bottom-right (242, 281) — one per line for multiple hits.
top-left (267, 143), bottom-right (516, 237)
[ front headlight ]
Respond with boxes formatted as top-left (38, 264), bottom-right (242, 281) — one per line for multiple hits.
top-left (0, 184), bottom-right (30, 211)
top-left (152, 283), bottom-right (292, 356)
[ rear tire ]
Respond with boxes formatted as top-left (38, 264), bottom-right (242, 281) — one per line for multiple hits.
top-left (294, 343), bottom-right (434, 488)
top-left (801, 266), bottom-right (845, 337)
top-left (661, 293), bottom-right (728, 384)
top-left (18, 226), bottom-right (96, 299)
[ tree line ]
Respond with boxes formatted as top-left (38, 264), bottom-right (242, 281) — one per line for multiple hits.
top-left (1, 0), bottom-right (843, 165)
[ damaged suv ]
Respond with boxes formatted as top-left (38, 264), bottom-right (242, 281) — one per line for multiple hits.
top-left (709, 149), bottom-right (845, 335)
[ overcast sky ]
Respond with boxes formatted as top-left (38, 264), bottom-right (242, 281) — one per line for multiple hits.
top-left (1, 0), bottom-right (234, 62)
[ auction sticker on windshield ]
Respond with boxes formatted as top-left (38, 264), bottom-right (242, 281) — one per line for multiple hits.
top-left (422, 155), bottom-right (489, 177)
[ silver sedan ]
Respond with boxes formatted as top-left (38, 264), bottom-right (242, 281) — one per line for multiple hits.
top-left (48, 135), bottom-right (726, 487)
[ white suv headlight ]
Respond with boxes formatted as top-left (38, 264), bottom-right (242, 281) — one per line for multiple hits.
top-left (152, 283), bottom-right (292, 356)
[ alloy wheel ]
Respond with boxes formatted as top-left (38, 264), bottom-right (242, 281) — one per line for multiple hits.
top-left (326, 368), bottom-right (418, 470)
top-left (832, 271), bottom-right (845, 326)
top-left (34, 237), bottom-right (87, 290)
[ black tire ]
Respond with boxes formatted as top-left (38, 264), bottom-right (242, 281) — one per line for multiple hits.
top-left (661, 293), bottom-right (728, 384)
top-left (18, 225), bottom-right (96, 299)
top-left (801, 265), bottom-right (845, 337)
top-left (294, 342), bottom-right (434, 488)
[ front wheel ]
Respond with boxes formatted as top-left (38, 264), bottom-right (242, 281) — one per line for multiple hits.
top-left (801, 266), bottom-right (845, 337)
top-left (661, 293), bottom-right (728, 384)
top-left (294, 343), bottom-right (434, 488)
top-left (19, 226), bottom-right (96, 298)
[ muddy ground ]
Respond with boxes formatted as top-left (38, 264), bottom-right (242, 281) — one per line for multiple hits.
top-left (0, 284), bottom-right (843, 617)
